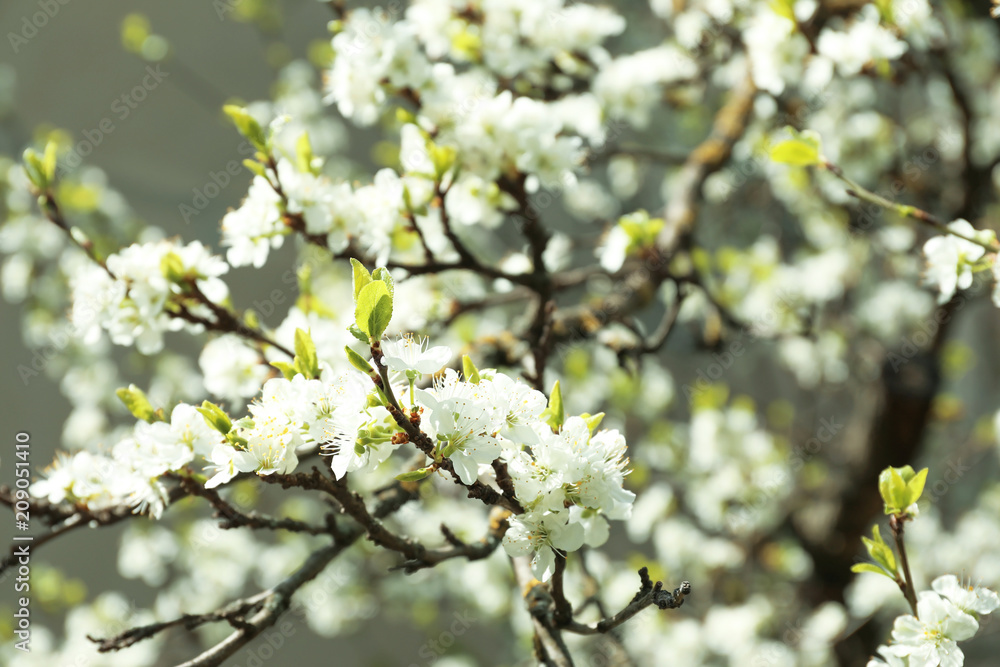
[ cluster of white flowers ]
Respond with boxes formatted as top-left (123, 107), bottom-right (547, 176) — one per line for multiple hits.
top-left (869, 575), bottom-right (1000, 667)
top-left (70, 239), bottom-right (230, 354)
top-left (205, 369), bottom-right (373, 486)
top-left (33, 320), bottom-right (637, 580)
top-left (32, 404), bottom-right (223, 519)
top-left (393, 350), bottom-right (635, 581)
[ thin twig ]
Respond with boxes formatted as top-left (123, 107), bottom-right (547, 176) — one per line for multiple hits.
top-left (562, 567), bottom-right (691, 635)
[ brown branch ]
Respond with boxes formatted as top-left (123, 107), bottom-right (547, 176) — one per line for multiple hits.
top-left (177, 476), bottom-right (331, 536)
top-left (551, 550), bottom-right (573, 627)
top-left (562, 567), bottom-right (691, 635)
top-left (513, 556), bottom-right (576, 667)
top-left (392, 507), bottom-right (510, 574)
top-left (90, 597), bottom-right (264, 652)
top-left (367, 343), bottom-right (524, 514)
top-left (91, 477), bottom-right (418, 665)
top-left (890, 514), bottom-right (919, 616)
top-left (656, 72), bottom-right (757, 254)
top-left (168, 299), bottom-right (294, 359)
top-left (37, 194), bottom-right (116, 279)
top-left (498, 173), bottom-right (555, 389)
top-left (0, 484), bottom-right (187, 576)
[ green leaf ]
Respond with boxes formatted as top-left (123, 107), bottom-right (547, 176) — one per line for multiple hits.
top-left (294, 328), bottom-right (319, 379)
top-left (903, 468), bottom-right (928, 508)
top-left (581, 412), bottom-right (605, 433)
top-left (348, 324), bottom-right (370, 344)
top-left (879, 465), bottom-right (926, 514)
top-left (296, 132), bottom-right (315, 174)
top-left (768, 0), bottom-right (796, 22)
top-left (429, 144), bottom-right (457, 179)
top-left (116, 384), bottom-right (157, 423)
top-left (243, 159), bottom-right (267, 178)
top-left (860, 525), bottom-right (897, 576)
top-left (396, 467), bottom-right (434, 482)
top-left (345, 345), bottom-right (375, 375)
top-left (541, 380), bottom-right (565, 431)
top-left (197, 400), bottom-right (232, 435)
top-left (22, 148), bottom-right (47, 190)
top-left (355, 280), bottom-right (393, 340)
top-left (368, 294), bottom-right (393, 341)
top-left (851, 563), bottom-right (895, 579)
top-left (223, 105), bottom-right (268, 152)
top-left (462, 355), bottom-right (481, 384)
top-left (873, 0), bottom-right (894, 22)
top-left (371, 267), bottom-right (395, 302)
top-left (160, 251), bottom-right (186, 283)
top-left (271, 361), bottom-right (297, 380)
top-left (42, 140), bottom-right (58, 184)
top-left (769, 128), bottom-right (822, 167)
top-left (350, 258), bottom-right (372, 301)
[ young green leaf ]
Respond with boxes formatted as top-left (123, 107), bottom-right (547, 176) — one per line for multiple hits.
top-left (396, 467), bottom-right (434, 482)
top-left (223, 105), bottom-right (268, 152)
top-left (541, 380), bottom-right (565, 431)
top-left (348, 324), bottom-right (370, 344)
top-left (768, 0), bottom-right (796, 22)
top-left (429, 144), bottom-right (457, 179)
top-left (41, 140), bottom-right (58, 184)
top-left (350, 258), bottom-right (372, 301)
top-left (345, 345), bottom-right (376, 376)
top-left (271, 360), bottom-right (297, 380)
top-left (296, 132), bottom-right (316, 174)
top-left (160, 251), bottom-right (186, 283)
top-left (355, 280), bottom-right (393, 340)
top-left (879, 465), bottom-right (928, 515)
top-left (243, 159), bottom-right (268, 179)
top-left (851, 562), bottom-right (895, 579)
top-left (197, 400), bottom-right (232, 434)
top-left (769, 128), bottom-right (822, 167)
top-left (859, 524), bottom-right (898, 578)
top-left (371, 267), bottom-right (395, 301)
top-left (462, 355), bottom-right (481, 384)
top-left (116, 384), bottom-right (157, 423)
top-left (22, 148), bottom-right (47, 191)
top-left (581, 412), bottom-right (605, 433)
top-left (294, 328), bottom-right (319, 379)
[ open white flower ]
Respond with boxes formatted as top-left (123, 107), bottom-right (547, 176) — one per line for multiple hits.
top-left (922, 219), bottom-right (988, 304)
top-left (489, 373), bottom-right (546, 445)
top-left (204, 443), bottom-right (257, 489)
top-left (417, 389), bottom-right (500, 484)
top-left (502, 510), bottom-right (585, 581)
top-left (886, 591), bottom-right (979, 667)
top-left (382, 336), bottom-right (452, 375)
top-left (932, 575), bottom-right (1000, 616)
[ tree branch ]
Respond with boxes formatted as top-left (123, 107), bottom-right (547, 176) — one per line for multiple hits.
top-left (562, 567), bottom-right (691, 635)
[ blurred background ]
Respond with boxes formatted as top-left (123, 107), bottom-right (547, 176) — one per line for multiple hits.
top-left (3, 1), bottom-right (1000, 666)
top-left (0, 1), bottom-right (448, 664)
